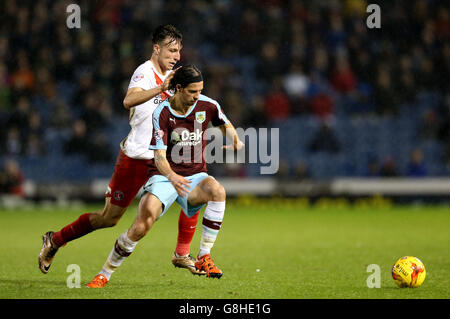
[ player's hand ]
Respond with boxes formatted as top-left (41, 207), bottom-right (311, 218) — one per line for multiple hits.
top-left (161, 66), bottom-right (181, 92)
top-left (222, 140), bottom-right (245, 151)
top-left (168, 173), bottom-right (192, 197)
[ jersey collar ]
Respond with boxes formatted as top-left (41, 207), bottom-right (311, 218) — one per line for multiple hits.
top-left (167, 99), bottom-right (198, 118)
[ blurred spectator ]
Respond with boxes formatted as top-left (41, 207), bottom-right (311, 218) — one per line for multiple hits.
top-left (0, 62), bottom-right (11, 112)
top-left (239, 8), bottom-right (264, 54)
top-left (379, 157), bottom-right (399, 177)
top-left (329, 54), bottom-right (357, 94)
top-left (50, 101), bottom-right (73, 129)
top-left (26, 133), bottom-right (46, 157)
top-left (294, 160), bottom-right (310, 180)
top-left (283, 61), bottom-right (309, 114)
top-left (28, 111), bottom-right (44, 137)
top-left (309, 92), bottom-right (334, 120)
top-left (64, 119), bottom-right (90, 156)
top-left (7, 96), bottom-right (31, 143)
top-left (80, 90), bottom-right (109, 132)
top-left (256, 40), bottom-right (282, 83)
top-left (6, 127), bottom-right (22, 156)
top-left (407, 149), bottom-right (428, 177)
top-left (397, 71), bottom-right (417, 105)
top-left (0, 159), bottom-right (25, 197)
top-left (283, 62), bottom-right (309, 100)
top-left (10, 50), bottom-right (35, 92)
top-left (264, 77), bottom-right (291, 121)
top-left (365, 158), bottom-right (380, 177)
top-left (246, 95), bottom-right (266, 127)
top-left (373, 66), bottom-right (399, 116)
top-left (326, 13), bottom-right (347, 54)
top-left (308, 122), bottom-right (340, 153)
top-left (420, 108), bottom-right (440, 140)
top-left (417, 58), bottom-right (436, 91)
top-left (86, 133), bottom-right (113, 164)
top-left (223, 89), bottom-right (245, 128)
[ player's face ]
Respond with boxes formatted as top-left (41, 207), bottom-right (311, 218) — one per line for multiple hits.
top-left (155, 38), bottom-right (182, 72)
top-left (179, 82), bottom-right (203, 106)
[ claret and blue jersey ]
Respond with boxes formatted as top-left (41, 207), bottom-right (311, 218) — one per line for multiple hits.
top-left (148, 94), bottom-right (229, 177)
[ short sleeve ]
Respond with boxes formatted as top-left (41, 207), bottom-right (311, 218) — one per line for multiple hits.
top-left (149, 105), bottom-right (169, 150)
top-left (128, 64), bottom-right (152, 90)
top-left (211, 101), bottom-right (230, 127)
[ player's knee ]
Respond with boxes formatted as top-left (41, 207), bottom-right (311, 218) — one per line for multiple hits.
top-left (137, 204), bottom-right (158, 232)
top-left (210, 182), bottom-right (226, 202)
top-left (128, 221), bottom-right (145, 241)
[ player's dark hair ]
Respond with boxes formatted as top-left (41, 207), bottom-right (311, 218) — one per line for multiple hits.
top-left (169, 65), bottom-right (203, 91)
top-left (152, 24), bottom-right (182, 46)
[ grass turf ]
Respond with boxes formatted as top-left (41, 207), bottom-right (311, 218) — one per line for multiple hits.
top-left (0, 199), bottom-right (448, 299)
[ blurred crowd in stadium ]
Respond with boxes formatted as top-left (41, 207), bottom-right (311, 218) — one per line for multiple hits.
top-left (0, 0), bottom-right (449, 194)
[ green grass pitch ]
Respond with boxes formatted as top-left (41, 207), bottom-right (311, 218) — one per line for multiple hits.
top-left (0, 198), bottom-right (448, 299)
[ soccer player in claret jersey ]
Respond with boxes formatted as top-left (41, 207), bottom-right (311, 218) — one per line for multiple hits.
top-left (87, 65), bottom-right (244, 287)
top-left (38, 25), bottom-right (204, 276)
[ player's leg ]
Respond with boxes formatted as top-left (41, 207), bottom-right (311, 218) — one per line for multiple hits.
top-left (38, 198), bottom-right (128, 274)
top-left (87, 175), bottom-right (177, 287)
top-left (38, 150), bottom-right (149, 274)
top-left (52, 198), bottom-right (127, 246)
top-left (171, 210), bottom-right (200, 272)
top-left (87, 193), bottom-right (164, 288)
top-left (187, 176), bottom-right (226, 278)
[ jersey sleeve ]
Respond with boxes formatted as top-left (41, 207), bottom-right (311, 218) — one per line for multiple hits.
top-left (128, 64), bottom-right (152, 90)
top-left (149, 105), bottom-right (169, 150)
top-left (211, 100), bottom-right (230, 127)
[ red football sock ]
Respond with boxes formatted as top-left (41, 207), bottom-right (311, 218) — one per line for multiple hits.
top-left (51, 213), bottom-right (93, 247)
top-left (175, 210), bottom-right (199, 256)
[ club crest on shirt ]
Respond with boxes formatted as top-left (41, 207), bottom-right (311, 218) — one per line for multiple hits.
top-left (154, 129), bottom-right (164, 140)
top-left (114, 190), bottom-right (124, 201)
top-left (195, 111), bottom-right (206, 124)
top-left (133, 73), bottom-right (144, 82)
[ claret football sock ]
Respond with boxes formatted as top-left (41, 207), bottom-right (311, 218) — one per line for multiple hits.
top-left (51, 213), bottom-right (93, 248)
top-left (99, 231), bottom-right (138, 280)
top-left (175, 210), bottom-right (199, 256)
top-left (198, 201), bottom-right (225, 258)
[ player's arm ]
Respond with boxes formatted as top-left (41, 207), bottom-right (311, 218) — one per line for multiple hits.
top-left (154, 149), bottom-right (191, 197)
top-left (219, 122), bottom-right (244, 151)
top-left (123, 68), bottom-right (179, 109)
top-left (123, 87), bottom-right (164, 109)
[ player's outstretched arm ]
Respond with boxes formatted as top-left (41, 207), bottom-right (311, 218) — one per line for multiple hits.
top-left (219, 122), bottom-right (244, 151)
top-left (154, 149), bottom-right (191, 197)
top-left (123, 87), bottom-right (165, 109)
top-left (123, 68), bottom-right (179, 109)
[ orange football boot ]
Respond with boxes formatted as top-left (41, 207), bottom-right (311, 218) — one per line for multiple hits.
top-left (195, 254), bottom-right (223, 279)
top-left (86, 274), bottom-right (108, 288)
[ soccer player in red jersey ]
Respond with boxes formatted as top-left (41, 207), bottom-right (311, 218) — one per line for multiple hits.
top-left (38, 25), bottom-right (203, 276)
top-left (87, 65), bottom-right (244, 287)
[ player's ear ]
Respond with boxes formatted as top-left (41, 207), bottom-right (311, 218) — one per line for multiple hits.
top-left (154, 43), bottom-right (160, 55)
top-left (176, 84), bottom-right (182, 92)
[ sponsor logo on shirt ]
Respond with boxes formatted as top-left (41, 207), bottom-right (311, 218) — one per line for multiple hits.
top-left (170, 129), bottom-right (203, 147)
top-left (179, 129), bottom-right (203, 146)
